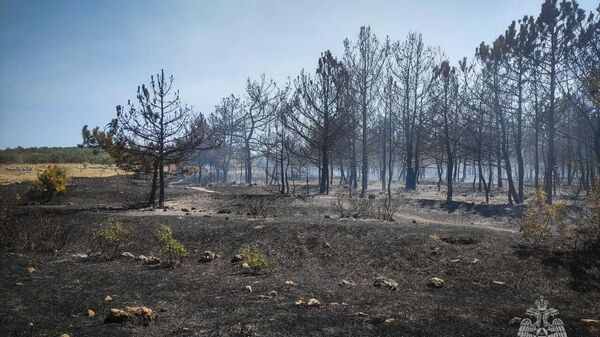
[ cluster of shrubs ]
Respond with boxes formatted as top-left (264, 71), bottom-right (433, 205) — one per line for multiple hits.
top-left (0, 146), bottom-right (113, 164)
top-left (518, 183), bottom-right (600, 252)
top-left (332, 193), bottom-right (398, 220)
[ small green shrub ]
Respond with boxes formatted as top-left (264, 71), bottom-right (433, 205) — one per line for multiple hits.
top-left (91, 219), bottom-right (129, 258)
top-left (157, 224), bottom-right (188, 267)
top-left (29, 165), bottom-right (68, 203)
top-left (239, 245), bottom-right (275, 274)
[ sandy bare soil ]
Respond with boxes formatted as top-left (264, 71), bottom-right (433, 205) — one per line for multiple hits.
top-left (1, 176), bottom-right (598, 337)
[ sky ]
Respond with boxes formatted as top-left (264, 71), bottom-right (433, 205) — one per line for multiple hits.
top-left (0, 0), bottom-right (597, 149)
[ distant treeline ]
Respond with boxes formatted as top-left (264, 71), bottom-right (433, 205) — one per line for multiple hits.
top-left (0, 147), bottom-right (114, 164)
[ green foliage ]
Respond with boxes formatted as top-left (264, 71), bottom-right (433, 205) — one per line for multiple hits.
top-left (239, 245), bottom-right (275, 274)
top-left (157, 224), bottom-right (188, 267)
top-left (518, 188), bottom-right (569, 248)
top-left (31, 165), bottom-right (68, 202)
top-left (91, 219), bottom-right (130, 258)
top-left (0, 146), bottom-right (113, 164)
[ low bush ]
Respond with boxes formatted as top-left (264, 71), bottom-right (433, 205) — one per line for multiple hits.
top-left (239, 245), bottom-right (275, 274)
top-left (156, 224), bottom-right (188, 267)
top-left (518, 188), bottom-right (568, 249)
top-left (29, 165), bottom-right (68, 203)
top-left (91, 219), bottom-right (130, 258)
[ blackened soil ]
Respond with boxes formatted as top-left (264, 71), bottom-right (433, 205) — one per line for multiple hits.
top-left (0, 176), bottom-right (598, 337)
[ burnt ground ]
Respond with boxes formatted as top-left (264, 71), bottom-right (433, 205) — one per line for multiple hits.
top-left (0, 176), bottom-right (599, 337)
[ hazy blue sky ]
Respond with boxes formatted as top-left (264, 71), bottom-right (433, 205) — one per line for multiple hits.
top-left (0, 0), bottom-right (597, 148)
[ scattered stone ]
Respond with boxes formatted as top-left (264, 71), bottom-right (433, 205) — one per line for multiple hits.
top-left (181, 208), bottom-right (190, 212)
top-left (581, 319), bottom-right (600, 324)
top-left (59, 334), bottom-right (70, 337)
top-left (104, 306), bottom-right (156, 324)
top-left (199, 251), bottom-right (216, 262)
top-left (412, 219), bottom-right (417, 224)
top-left (294, 299), bottom-right (305, 306)
top-left (368, 194), bottom-right (376, 199)
top-left (284, 280), bottom-right (297, 286)
top-left (268, 290), bottom-right (278, 297)
top-left (471, 258), bottom-right (480, 264)
top-left (429, 235), bottom-right (441, 241)
top-left (329, 302), bottom-right (340, 306)
top-left (72, 253), bottom-right (88, 259)
top-left (26, 266), bottom-right (36, 273)
top-left (307, 298), bottom-right (321, 307)
top-left (231, 254), bottom-right (245, 263)
top-left (242, 262), bottom-right (251, 271)
top-left (450, 259), bottom-right (460, 263)
top-left (441, 236), bottom-right (478, 245)
top-left (324, 215), bottom-right (331, 219)
top-left (216, 208), bottom-right (232, 214)
top-left (354, 312), bottom-right (369, 317)
top-left (430, 247), bottom-right (440, 255)
top-left (136, 255), bottom-right (149, 262)
top-left (244, 285), bottom-right (253, 293)
top-left (428, 277), bottom-right (445, 288)
top-left (87, 309), bottom-right (95, 318)
top-left (373, 276), bottom-right (398, 291)
top-left (323, 241), bottom-right (331, 248)
top-left (254, 225), bottom-right (264, 229)
top-left (337, 279), bottom-right (356, 287)
top-left (144, 256), bottom-right (161, 265)
top-left (384, 318), bottom-right (395, 324)
top-left (191, 207), bottom-right (196, 210)
top-left (493, 280), bottom-right (506, 286)
top-left (121, 252), bottom-right (135, 258)
top-left (104, 295), bottom-right (113, 302)
top-left (509, 317), bottom-right (522, 325)
top-left (259, 295), bottom-right (271, 300)
top-left (15, 282), bottom-right (23, 286)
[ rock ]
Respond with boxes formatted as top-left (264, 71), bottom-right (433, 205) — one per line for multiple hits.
top-left (254, 225), bottom-right (264, 229)
top-left (509, 317), bottom-right (522, 325)
top-left (323, 241), bottom-right (331, 248)
top-left (450, 259), bottom-right (460, 263)
top-left (87, 309), bottom-right (95, 318)
top-left (15, 282), bottom-right (23, 286)
top-left (231, 254), bottom-right (245, 263)
top-left (430, 247), bottom-right (440, 255)
top-left (216, 208), bottom-right (231, 214)
top-left (26, 266), bottom-right (36, 273)
top-left (59, 334), bottom-right (70, 337)
top-left (493, 280), bottom-right (506, 285)
top-left (181, 208), bottom-right (190, 212)
top-left (199, 251), bottom-right (216, 262)
top-left (284, 280), bottom-right (297, 286)
top-left (241, 262), bottom-right (251, 270)
top-left (428, 277), bottom-right (445, 288)
top-left (72, 253), bottom-right (88, 258)
top-left (244, 285), bottom-right (253, 293)
top-left (324, 215), bottom-right (331, 219)
top-left (429, 235), bottom-right (441, 241)
top-left (136, 255), bottom-right (160, 265)
top-left (104, 295), bottom-right (113, 302)
top-left (294, 299), bottom-right (305, 306)
top-left (373, 276), bottom-right (398, 291)
top-left (191, 207), bottom-right (196, 210)
top-left (354, 312), bottom-right (369, 317)
top-left (258, 295), bottom-right (271, 300)
top-left (268, 290), bottom-right (278, 297)
top-left (121, 252), bottom-right (135, 258)
top-left (104, 306), bottom-right (156, 324)
top-left (368, 194), bottom-right (376, 199)
top-left (384, 318), bottom-right (395, 324)
top-left (307, 298), bottom-right (321, 307)
top-left (337, 279), bottom-right (356, 287)
top-left (412, 219), bottom-right (417, 224)
top-left (471, 258), bottom-right (480, 264)
top-left (581, 319), bottom-right (600, 324)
